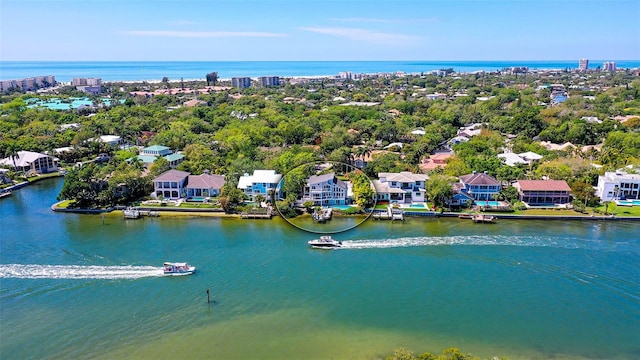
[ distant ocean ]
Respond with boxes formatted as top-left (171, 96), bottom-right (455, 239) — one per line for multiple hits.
top-left (1, 60), bottom-right (639, 82)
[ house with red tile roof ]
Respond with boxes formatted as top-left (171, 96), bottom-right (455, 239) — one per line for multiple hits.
top-left (513, 180), bottom-right (572, 205)
top-left (419, 153), bottom-right (453, 172)
top-left (186, 171), bottom-right (225, 198)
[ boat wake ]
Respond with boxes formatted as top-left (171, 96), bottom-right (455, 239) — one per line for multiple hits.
top-left (0, 264), bottom-right (165, 279)
top-left (337, 235), bottom-right (624, 251)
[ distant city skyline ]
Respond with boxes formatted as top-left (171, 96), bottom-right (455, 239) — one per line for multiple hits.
top-left (1, 0), bottom-right (639, 62)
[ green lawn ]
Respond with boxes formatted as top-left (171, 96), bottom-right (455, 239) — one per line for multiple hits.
top-left (505, 209), bottom-right (586, 216)
top-left (598, 204), bottom-right (640, 217)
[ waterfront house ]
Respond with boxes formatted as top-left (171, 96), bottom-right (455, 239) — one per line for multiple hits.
top-left (153, 169), bottom-right (189, 200)
top-left (448, 185), bottom-right (475, 208)
top-left (0, 151), bottom-right (58, 174)
top-left (302, 173), bottom-right (350, 206)
top-left (237, 170), bottom-right (283, 201)
top-left (513, 180), bottom-right (572, 206)
top-left (457, 171), bottom-right (501, 201)
top-left (185, 171), bottom-right (225, 198)
top-left (136, 145), bottom-right (184, 168)
top-left (373, 172), bottom-right (428, 204)
top-left (596, 171), bottom-right (640, 201)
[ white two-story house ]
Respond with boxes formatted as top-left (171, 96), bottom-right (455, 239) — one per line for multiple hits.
top-left (597, 171), bottom-right (640, 201)
top-left (302, 173), bottom-right (350, 206)
top-left (237, 170), bottom-right (283, 201)
top-left (373, 172), bottom-right (429, 204)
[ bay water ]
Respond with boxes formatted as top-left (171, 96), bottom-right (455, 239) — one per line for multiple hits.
top-left (1, 178), bottom-right (639, 359)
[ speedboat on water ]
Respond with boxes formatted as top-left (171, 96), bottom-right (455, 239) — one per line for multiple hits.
top-left (163, 262), bottom-right (196, 276)
top-left (308, 235), bottom-right (342, 249)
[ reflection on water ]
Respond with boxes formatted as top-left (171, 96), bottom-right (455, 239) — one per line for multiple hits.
top-left (1, 178), bottom-right (639, 360)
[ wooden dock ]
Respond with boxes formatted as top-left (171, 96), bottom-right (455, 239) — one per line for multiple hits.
top-left (472, 213), bottom-right (496, 223)
top-left (241, 207), bottom-right (273, 219)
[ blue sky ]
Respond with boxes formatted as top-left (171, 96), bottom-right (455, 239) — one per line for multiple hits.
top-left (1, 0), bottom-right (639, 61)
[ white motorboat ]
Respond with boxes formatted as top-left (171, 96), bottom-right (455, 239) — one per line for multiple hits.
top-left (163, 262), bottom-right (196, 276)
top-left (308, 235), bottom-right (342, 249)
top-left (123, 207), bottom-right (140, 219)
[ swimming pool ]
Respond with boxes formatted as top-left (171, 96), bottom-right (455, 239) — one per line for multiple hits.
top-left (331, 205), bottom-right (354, 211)
top-left (616, 199), bottom-right (640, 206)
top-left (408, 203), bottom-right (426, 208)
top-left (476, 201), bottom-right (504, 207)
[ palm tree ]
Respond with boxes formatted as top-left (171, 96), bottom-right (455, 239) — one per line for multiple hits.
top-left (5, 142), bottom-right (21, 172)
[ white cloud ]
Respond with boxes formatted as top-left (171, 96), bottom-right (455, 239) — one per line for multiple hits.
top-left (298, 27), bottom-right (418, 45)
top-left (125, 30), bottom-right (288, 38)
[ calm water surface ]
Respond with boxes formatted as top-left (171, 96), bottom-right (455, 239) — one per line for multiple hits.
top-left (1, 178), bottom-right (639, 359)
top-left (3, 60), bottom-right (640, 82)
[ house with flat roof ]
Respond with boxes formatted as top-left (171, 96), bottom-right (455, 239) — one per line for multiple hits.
top-left (0, 151), bottom-right (58, 174)
top-left (136, 145), bottom-right (184, 168)
top-left (237, 170), bottom-right (283, 201)
top-left (457, 171), bottom-right (501, 201)
top-left (152, 169), bottom-right (189, 199)
top-left (513, 180), bottom-right (572, 205)
top-left (186, 171), bottom-right (225, 198)
top-left (302, 173), bottom-right (350, 206)
top-left (373, 172), bottom-right (429, 204)
top-left (596, 171), bottom-right (640, 201)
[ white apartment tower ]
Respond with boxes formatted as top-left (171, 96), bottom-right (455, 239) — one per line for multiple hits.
top-left (578, 58), bottom-right (589, 71)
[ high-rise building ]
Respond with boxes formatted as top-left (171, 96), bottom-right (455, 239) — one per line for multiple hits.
top-left (72, 78), bottom-right (101, 86)
top-left (0, 75), bottom-right (55, 92)
top-left (603, 61), bottom-right (617, 72)
top-left (231, 77), bottom-right (252, 88)
top-left (579, 58), bottom-right (589, 71)
top-left (259, 76), bottom-right (280, 87)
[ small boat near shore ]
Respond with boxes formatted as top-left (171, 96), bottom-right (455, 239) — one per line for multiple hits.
top-left (123, 207), bottom-right (140, 219)
top-left (308, 235), bottom-right (342, 249)
top-left (163, 262), bottom-right (196, 276)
